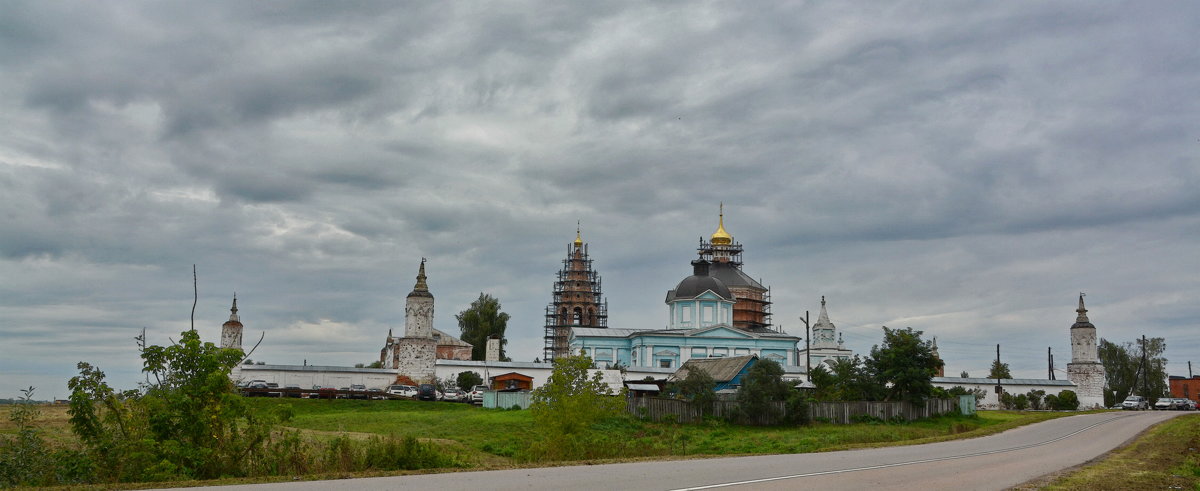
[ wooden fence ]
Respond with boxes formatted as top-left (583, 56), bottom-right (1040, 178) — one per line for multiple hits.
top-left (627, 397), bottom-right (959, 425)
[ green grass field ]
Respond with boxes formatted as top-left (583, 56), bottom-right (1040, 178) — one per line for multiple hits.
top-left (3, 399), bottom-right (1132, 489)
top-left (245, 398), bottom-right (1084, 464)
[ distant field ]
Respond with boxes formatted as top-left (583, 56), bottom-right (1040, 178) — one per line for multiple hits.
top-left (0, 403), bottom-right (75, 444)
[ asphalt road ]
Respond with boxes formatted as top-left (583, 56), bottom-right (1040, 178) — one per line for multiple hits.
top-left (194, 411), bottom-right (1184, 491)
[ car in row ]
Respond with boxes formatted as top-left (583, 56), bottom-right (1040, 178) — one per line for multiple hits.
top-left (1122, 395), bottom-right (1149, 410)
top-left (242, 381), bottom-right (477, 401)
top-left (1154, 397), bottom-right (1197, 410)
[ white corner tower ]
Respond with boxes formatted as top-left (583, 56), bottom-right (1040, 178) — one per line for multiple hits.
top-left (404, 259), bottom-right (434, 338)
top-left (384, 259), bottom-right (438, 383)
top-left (220, 295), bottom-right (243, 350)
top-left (1066, 293), bottom-right (1106, 409)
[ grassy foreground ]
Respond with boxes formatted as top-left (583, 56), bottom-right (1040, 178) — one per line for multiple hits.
top-left (1037, 413), bottom-right (1200, 491)
top-left (1, 399), bottom-right (1102, 488)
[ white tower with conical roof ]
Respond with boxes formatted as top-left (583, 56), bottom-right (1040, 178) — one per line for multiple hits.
top-left (799, 296), bottom-right (854, 368)
top-left (220, 296), bottom-right (243, 350)
top-left (382, 260), bottom-right (438, 383)
top-left (1066, 294), bottom-right (1106, 409)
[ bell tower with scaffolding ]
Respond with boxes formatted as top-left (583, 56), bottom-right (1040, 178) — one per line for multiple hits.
top-left (544, 224), bottom-right (608, 362)
top-left (697, 204), bottom-right (772, 331)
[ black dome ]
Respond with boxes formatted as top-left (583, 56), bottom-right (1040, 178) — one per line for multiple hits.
top-left (666, 260), bottom-right (733, 302)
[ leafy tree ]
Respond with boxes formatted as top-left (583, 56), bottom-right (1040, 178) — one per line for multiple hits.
top-left (456, 293), bottom-right (511, 361)
top-left (528, 351), bottom-right (624, 460)
top-left (455, 371), bottom-right (483, 390)
top-left (811, 357), bottom-right (883, 402)
top-left (675, 368), bottom-right (716, 416)
top-left (1099, 337), bottom-right (1168, 406)
top-left (68, 330), bottom-right (289, 481)
top-left (734, 360), bottom-right (795, 424)
top-left (960, 371), bottom-right (970, 378)
top-left (987, 360), bottom-right (1012, 380)
top-left (809, 364), bottom-right (837, 401)
top-left (866, 327), bottom-right (943, 404)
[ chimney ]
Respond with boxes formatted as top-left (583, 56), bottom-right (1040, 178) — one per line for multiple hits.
top-left (486, 336), bottom-right (501, 362)
top-left (692, 259), bottom-right (710, 276)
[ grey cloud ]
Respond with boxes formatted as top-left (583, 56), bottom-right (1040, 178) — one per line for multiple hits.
top-left (2, 2), bottom-right (1199, 396)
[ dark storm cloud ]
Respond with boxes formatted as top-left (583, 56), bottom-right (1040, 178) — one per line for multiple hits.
top-left (1, 1), bottom-right (1198, 396)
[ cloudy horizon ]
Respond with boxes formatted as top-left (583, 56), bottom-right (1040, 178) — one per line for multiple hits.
top-left (2, 1), bottom-right (1197, 399)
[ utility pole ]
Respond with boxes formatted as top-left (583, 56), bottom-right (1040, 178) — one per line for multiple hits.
top-left (996, 344), bottom-right (1002, 400)
top-left (1141, 334), bottom-right (1149, 399)
top-left (1189, 361), bottom-right (1193, 378)
top-left (1048, 347), bottom-right (1055, 380)
top-left (800, 311), bottom-right (811, 381)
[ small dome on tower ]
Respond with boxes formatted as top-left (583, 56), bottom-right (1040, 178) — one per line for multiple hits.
top-left (574, 222), bottom-right (583, 248)
top-left (711, 203), bottom-right (733, 245)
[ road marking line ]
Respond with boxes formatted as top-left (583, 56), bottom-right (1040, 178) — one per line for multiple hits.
top-left (671, 413), bottom-right (1139, 490)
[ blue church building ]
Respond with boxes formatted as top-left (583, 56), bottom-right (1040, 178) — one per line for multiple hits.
top-left (570, 259), bottom-right (802, 370)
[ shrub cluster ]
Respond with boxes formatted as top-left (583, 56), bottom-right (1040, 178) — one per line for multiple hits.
top-left (1, 331), bottom-right (464, 486)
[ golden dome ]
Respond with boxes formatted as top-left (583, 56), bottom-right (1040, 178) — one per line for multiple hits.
top-left (711, 204), bottom-right (732, 245)
top-left (573, 221), bottom-right (583, 247)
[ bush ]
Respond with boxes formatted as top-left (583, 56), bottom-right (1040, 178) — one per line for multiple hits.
top-left (675, 368), bottom-right (717, 416)
top-left (1049, 390), bottom-right (1080, 410)
top-left (68, 330), bottom-right (290, 482)
top-left (0, 388), bottom-right (79, 487)
top-left (732, 360), bottom-right (792, 425)
top-left (526, 351), bottom-right (625, 461)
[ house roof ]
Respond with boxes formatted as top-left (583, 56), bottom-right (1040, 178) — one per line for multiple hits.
top-left (626, 383), bottom-right (661, 391)
top-left (492, 372), bottom-right (533, 381)
top-left (669, 355), bottom-right (757, 383)
top-left (432, 329), bottom-right (472, 347)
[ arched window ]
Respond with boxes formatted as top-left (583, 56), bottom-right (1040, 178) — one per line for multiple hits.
top-left (573, 307), bottom-right (583, 325)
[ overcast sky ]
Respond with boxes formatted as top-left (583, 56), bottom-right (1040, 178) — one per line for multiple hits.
top-left (2, 2), bottom-right (1198, 399)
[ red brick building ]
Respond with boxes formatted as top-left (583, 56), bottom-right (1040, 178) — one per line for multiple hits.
top-left (1170, 375), bottom-right (1200, 402)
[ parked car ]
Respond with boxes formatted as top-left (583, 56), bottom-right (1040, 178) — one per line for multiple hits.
top-left (366, 388), bottom-right (386, 400)
top-left (442, 388), bottom-right (465, 402)
top-left (315, 386), bottom-right (338, 399)
top-left (1166, 398), bottom-right (1194, 411)
top-left (265, 382), bottom-right (282, 398)
top-left (1122, 395), bottom-right (1149, 410)
top-left (284, 384), bottom-right (303, 398)
top-left (387, 385), bottom-right (417, 397)
top-left (417, 384), bottom-right (438, 401)
top-left (1154, 398), bottom-right (1175, 410)
top-left (247, 379), bottom-right (268, 389)
top-left (469, 385), bottom-right (489, 404)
